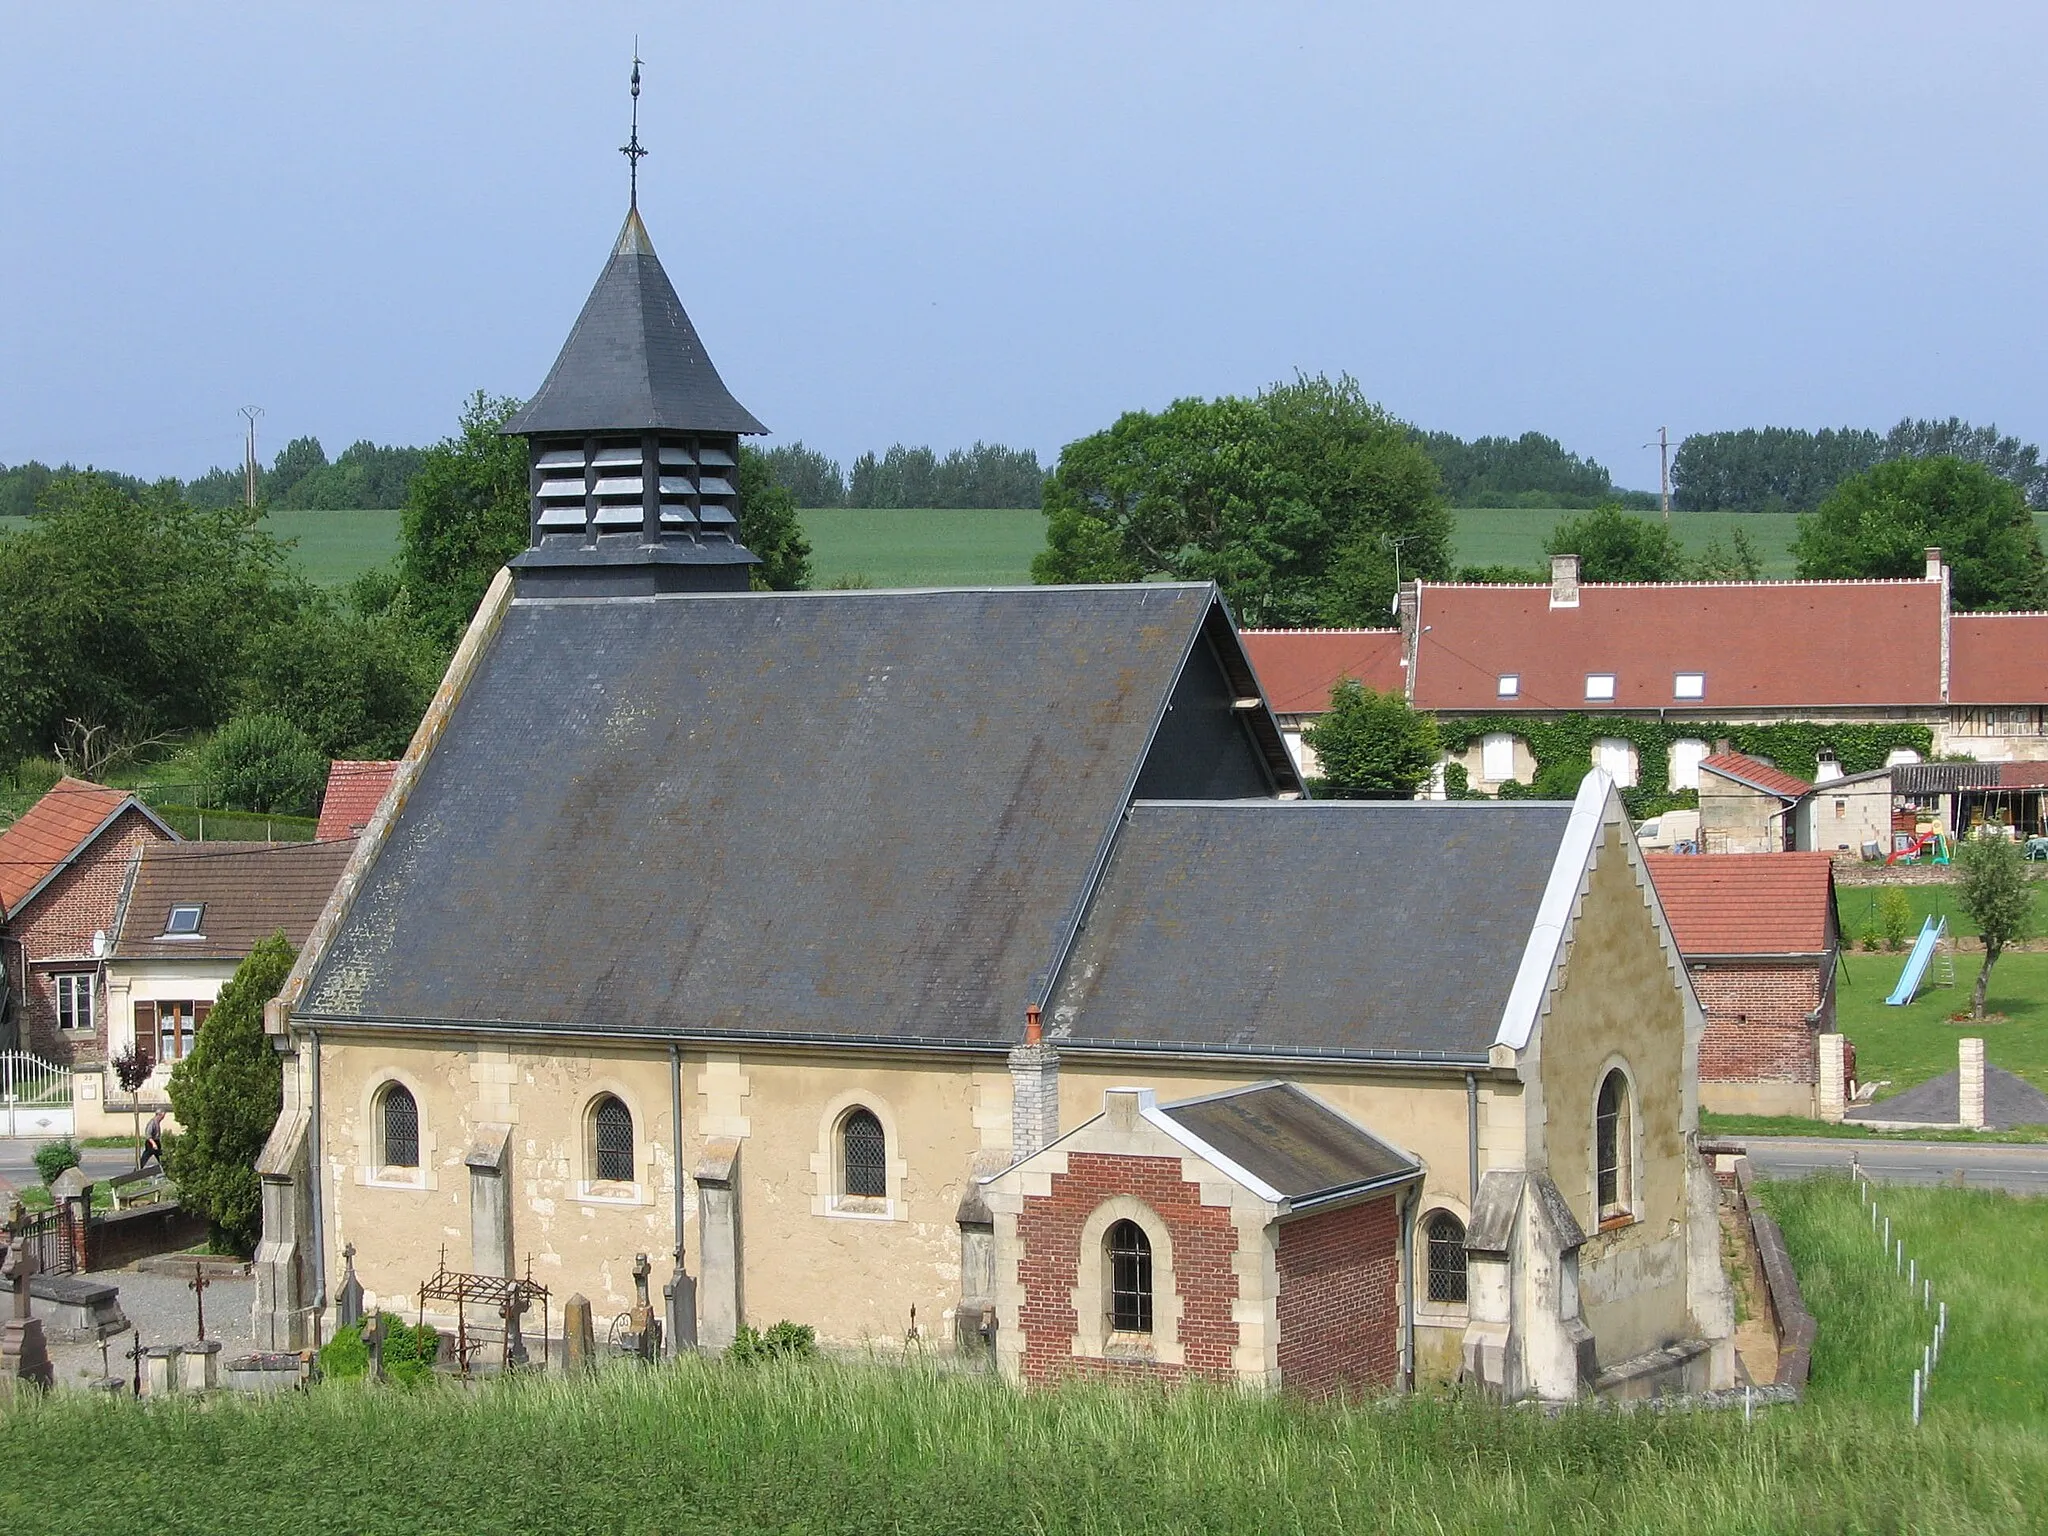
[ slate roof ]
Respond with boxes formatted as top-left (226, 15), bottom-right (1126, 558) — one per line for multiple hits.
top-left (1950, 613), bottom-right (2048, 704)
top-left (112, 840), bottom-right (356, 962)
top-left (1408, 579), bottom-right (1945, 712)
top-left (1239, 629), bottom-right (1404, 714)
top-left (502, 209), bottom-right (767, 438)
top-left (1700, 751), bottom-right (1813, 801)
top-left (302, 584), bottom-right (1293, 1044)
top-left (1643, 853), bottom-right (1836, 956)
top-left (1846, 1066), bottom-right (2048, 1130)
top-left (1158, 1083), bottom-right (1421, 1204)
top-left (1047, 799), bottom-right (1575, 1059)
top-left (0, 778), bottom-right (169, 918)
top-left (315, 761), bottom-right (399, 842)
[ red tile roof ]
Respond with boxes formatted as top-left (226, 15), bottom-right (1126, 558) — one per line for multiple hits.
top-left (1699, 751), bottom-right (1813, 800)
top-left (315, 760), bottom-right (400, 842)
top-left (1949, 613), bottom-right (2048, 705)
top-left (1998, 761), bottom-right (2048, 789)
top-left (1409, 578), bottom-right (1944, 712)
top-left (1644, 852), bottom-right (1837, 956)
top-left (1240, 630), bottom-right (1405, 714)
top-left (0, 778), bottom-right (154, 917)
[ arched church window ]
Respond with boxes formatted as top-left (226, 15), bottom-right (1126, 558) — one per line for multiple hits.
top-left (1425, 1210), bottom-right (1468, 1305)
top-left (1596, 1068), bottom-right (1633, 1223)
top-left (840, 1107), bottom-right (887, 1199)
top-left (1107, 1219), bottom-right (1153, 1334)
top-left (380, 1083), bottom-right (418, 1170)
top-left (592, 1095), bottom-right (634, 1183)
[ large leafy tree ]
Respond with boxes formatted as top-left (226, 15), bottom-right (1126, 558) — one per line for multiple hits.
top-left (1302, 681), bottom-right (1440, 799)
top-left (1792, 456), bottom-right (2048, 611)
top-left (0, 476), bottom-right (295, 761)
top-left (399, 392), bottom-right (530, 647)
top-left (237, 585), bottom-right (441, 758)
top-left (167, 932), bottom-right (294, 1255)
top-left (1034, 374), bottom-right (1449, 626)
top-left (1543, 504), bottom-right (1685, 582)
top-left (735, 445), bottom-right (813, 590)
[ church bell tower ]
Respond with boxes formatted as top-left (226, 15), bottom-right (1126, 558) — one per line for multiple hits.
top-left (504, 56), bottom-right (766, 596)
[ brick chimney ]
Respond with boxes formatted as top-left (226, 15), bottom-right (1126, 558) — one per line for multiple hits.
top-left (1925, 547), bottom-right (1944, 581)
top-left (1549, 554), bottom-right (1581, 609)
top-left (1008, 1004), bottom-right (1059, 1162)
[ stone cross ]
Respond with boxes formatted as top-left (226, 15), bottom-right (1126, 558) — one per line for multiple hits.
top-left (365, 1312), bottom-right (388, 1382)
top-left (336, 1243), bottom-right (364, 1332)
top-left (500, 1290), bottom-right (529, 1369)
top-left (6, 1233), bottom-right (36, 1323)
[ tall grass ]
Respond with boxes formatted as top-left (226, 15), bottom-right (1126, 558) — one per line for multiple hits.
top-left (1759, 1177), bottom-right (2048, 1424)
top-left (3, 1358), bottom-right (2044, 1533)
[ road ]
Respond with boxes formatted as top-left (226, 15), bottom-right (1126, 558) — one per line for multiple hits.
top-left (0, 1140), bottom-right (138, 1198)
top-left (1742, 1136), bottom-right (2048, 1196)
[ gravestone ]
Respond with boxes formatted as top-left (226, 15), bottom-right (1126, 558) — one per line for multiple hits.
top-left (562, 1293), bottom-right (595, 1372)
top-left (0, 1234), bottom-right (55, 1400)
top-left (336, 1243), bottom-right (364, 1332)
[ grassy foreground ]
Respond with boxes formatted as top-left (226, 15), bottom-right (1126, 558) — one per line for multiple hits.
top-left (4, 1358), bottom-right (2045, 1534)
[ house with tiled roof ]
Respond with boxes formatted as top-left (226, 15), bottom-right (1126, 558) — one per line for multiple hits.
top-left (1243, 550), bottom-right (2048, 799)
top-left (0, 778), bottom-right (175, 1062)
top-left (1643, 853), bottom-right (1841, 1118)
top-left (314, 760), bottom-right (399, 842)
top-left (1697, 751), bottom-right (1813, 853)
top-left (77, 837), bottom-right (357, 1137)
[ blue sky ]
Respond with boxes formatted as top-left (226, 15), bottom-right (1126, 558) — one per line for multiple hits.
top-left (4, 3), bottom-right (2043, 491)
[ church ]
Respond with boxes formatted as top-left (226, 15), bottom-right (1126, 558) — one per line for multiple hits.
top-left (253, 174), bottom-right (1734, 1402)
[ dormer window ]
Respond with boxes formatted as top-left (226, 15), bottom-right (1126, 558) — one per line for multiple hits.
top-left (1585, 674), bottom-right (1616, 702)
top-left (1674, 672), bottom-right (1705, 701)
top-left (1496, 674), bottom-right (1520, 699)
top-left (164, 903), bottom-right (204, 936)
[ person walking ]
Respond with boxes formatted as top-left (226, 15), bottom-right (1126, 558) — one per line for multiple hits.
top-left (138, 1111), bottom-right (165, 1172)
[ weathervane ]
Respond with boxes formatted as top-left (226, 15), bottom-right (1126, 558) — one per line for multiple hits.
top-left (621, 45), bottom-right (648, 208)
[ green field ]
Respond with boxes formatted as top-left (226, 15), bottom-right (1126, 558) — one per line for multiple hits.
top-left (1451, 508), bottom-right (1804, 575)
top-left (802, 507), bottom-right (1047, 588)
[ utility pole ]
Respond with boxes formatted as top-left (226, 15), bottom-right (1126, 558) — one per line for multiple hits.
top-left (1655, 426), bottom-right (1671, 522)
top-left (240, 406), bottom-right (264, 508)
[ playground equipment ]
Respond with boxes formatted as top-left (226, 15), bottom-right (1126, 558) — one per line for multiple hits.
top-left (1887, 831), bottom-right (1950, 866)
top-left (1884, 916), bottom-right (1947, 1007)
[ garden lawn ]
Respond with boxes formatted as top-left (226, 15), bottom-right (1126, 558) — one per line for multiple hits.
top-left (1836, 878), bottom-right (2046, 945)
top-left (3, 1353), bottom-right (2046, 1533)
top-left (1833, 949), bottom-right (2048, 1106)
top-left (1760, 1177), bottom-right (2048, 1425)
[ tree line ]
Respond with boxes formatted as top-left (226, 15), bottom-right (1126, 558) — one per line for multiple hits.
top-left (759, 440), bottom-right (1047, 508)
top-left (1672, 418), bottom-right (2048, 513)
top-left (0, 393), bottom-right (810, 813)
top-left (1411, 430), bottom-right (1651, 509)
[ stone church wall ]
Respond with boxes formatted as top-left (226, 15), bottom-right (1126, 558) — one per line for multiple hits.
top-left (1530, 823), bottom-right (1699, 1371)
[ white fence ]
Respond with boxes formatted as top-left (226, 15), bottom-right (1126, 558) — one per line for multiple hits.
top-left (0, 1050), bottom-right (74, 1138)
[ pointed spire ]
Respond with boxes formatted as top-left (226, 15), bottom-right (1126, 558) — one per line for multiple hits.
top-left (620, 47), bottom-right (647, 210)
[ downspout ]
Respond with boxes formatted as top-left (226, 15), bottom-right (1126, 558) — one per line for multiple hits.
top-left (1398, 1181), bottom-right (1416, 1390)
top-left (307, 1026), bottom-right (326, 1347)
top-left (670, 1043), bottom-right (686, 1261)
top-left (1465, 1070), bottom-right (1480, 1209)
top-left (666, 1041), bottom-right (696, 1351)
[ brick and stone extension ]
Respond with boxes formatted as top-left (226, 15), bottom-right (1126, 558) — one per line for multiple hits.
top-left (1015, 1151), bottom-right (1238, 1387)
top-left (1274, 1194), bottom-right (1400, 1399)
top-left (1692, 960), bottom-right (1830, 1116)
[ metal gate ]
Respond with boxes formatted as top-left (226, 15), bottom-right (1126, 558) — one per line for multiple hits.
top-left (0, 1051), bottom-right (74, 1138)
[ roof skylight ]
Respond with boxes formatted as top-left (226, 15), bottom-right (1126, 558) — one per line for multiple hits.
top-left (165, 903), bottom-right (204, 936)
top-left (1585, 674), bottom-right (1616, 702)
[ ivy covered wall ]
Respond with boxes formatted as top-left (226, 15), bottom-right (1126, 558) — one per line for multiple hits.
top-left (1436, 716), bottom-right (1935, 818)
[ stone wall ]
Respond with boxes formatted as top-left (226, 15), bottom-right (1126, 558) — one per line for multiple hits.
top-left (1273, 1195), bottom-right (1399, 1398)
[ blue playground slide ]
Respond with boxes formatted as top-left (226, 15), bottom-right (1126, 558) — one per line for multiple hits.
top-left (1885, 916), bottom-right (1946, 1006)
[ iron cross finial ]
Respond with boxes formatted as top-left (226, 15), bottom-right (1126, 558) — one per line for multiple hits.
top-left (620, 45), bottom-right (648, 209)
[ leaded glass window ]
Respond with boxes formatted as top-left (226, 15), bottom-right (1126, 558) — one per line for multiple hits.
top-left (1108, 1219), bottom-right (1153, 1333)
top-left (1426, 1211), bottom-right (1468, 1305)
top-left (1597, 1069), bottom-right (1631, 1220)
top-left (841, 1108), bottom-right (886, 1199)
top-left (594, 1095), bottom-right (634, 1182)
top-left (381, 1083), bottom-right (419, 1170)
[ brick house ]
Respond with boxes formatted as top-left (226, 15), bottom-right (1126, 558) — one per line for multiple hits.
top-left (0, 778), bottom-right (175, 1063)
top-left (1643, 852), bottom-right (1840, 1118)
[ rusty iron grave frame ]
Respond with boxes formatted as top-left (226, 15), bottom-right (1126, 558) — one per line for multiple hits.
top-left (415, 1250), bottom-right (551, 1377)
